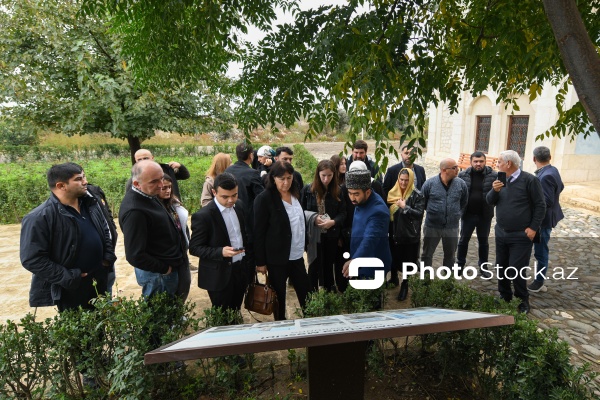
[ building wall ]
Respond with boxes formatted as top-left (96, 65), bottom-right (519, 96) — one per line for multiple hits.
top-left (426, 85), bottom-right (600, 183)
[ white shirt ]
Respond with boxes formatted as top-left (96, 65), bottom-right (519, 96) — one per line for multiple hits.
top-left (282, 196), bottom-right (305, 261)
top-left (214, 201), bottom-right (244, 263)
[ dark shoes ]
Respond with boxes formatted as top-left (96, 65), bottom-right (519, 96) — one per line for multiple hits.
top-left (397, 280), bottom-right (409, 301)
top-left (528, 280), bottom-right (547, 293)
top-left (518, 299), bottom-right (530, 314)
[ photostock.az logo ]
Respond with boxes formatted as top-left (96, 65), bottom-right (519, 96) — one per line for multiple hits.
top-left (347, 256), bottom-right (385, 290)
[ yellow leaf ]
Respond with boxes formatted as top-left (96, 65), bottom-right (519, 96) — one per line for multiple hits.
top-left (481, 39), bottom-right (487, 49)
top-left (121, 60), bottom-right (127, 70)
top-left (299, 389), bottom-right (303, 394)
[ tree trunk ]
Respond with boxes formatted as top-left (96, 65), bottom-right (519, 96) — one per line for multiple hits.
top-left (127, 135), bottom-right (142, 165)
top-left (542, 0), bottom-right (600, 137)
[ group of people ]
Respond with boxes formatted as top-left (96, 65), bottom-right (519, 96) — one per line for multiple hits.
top-left (20, 140), bottom-right (563, 331)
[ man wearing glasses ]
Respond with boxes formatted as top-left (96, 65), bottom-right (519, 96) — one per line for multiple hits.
top-left (420, 158), bottom-right (468, 272)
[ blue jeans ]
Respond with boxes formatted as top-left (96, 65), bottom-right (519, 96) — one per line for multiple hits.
top-left (134, 268), bottom-right (179, 298)
top-left (533, 227), bottom-right (552, 282)
top-left (456, 213), bottom-right (492, 267)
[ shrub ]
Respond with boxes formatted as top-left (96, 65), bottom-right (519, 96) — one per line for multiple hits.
top-left (409, 277), bottom-right (598, 399)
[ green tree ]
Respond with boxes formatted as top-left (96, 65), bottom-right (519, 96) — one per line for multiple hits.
top-left (82, 0), bottom-right (600, 164)
top-left (0, 0), bottom-right (234, 162)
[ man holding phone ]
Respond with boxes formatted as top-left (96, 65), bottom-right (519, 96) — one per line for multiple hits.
top-left (486, 150), bottom-right (546, 314)
top-left (189, 173), bottom-right (254, 318)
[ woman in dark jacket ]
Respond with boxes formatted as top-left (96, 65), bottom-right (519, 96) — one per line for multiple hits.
top-left (158, 174), bottom-right (191, 301)
top-left (254, 161), bottom-right (312, 320)
top-left (301, 160), bottom-right (346, 292)
top-left (387, 168), bottom-right (425, 301)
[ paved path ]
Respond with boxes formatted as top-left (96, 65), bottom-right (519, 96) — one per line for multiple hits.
top-left (306, 142), bottom-right (600, 391)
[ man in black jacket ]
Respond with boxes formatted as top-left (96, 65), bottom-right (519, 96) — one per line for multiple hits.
top-left (119, 160), bottom-right (186, 298)
top-left (20, 163), bottom-right (116, 311)
top-left (134, 148), bottom-right (190, 198)
top-left (346, 139), bottom-right (381, 181)
top-left (456, 151), bottom-right (497, 275)
top-left (225, 142), bottom-right (264, 236)
top-left (189, 173), bottom-right (253, 315)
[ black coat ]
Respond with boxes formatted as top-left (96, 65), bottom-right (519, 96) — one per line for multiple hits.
top-left (300, 184), bottom-right (346, 238)
top-left (382, 162), bottom-right (427, 200)
top-left (254, 189), bottom-right (305, 266)
top-left (119, 189), bottom-right (186, 274)
top-left (189, 200), bottom-right (253, 291)
top-left (536, 165), bottom-right (564, 229)
top-left (20, 193), bottom-right (117, 307)
top-left (389, 189), bottom-right (425, 244)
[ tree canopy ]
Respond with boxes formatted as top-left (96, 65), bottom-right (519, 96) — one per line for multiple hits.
top-left (79, 0), bottom-right (600, 161)
top-left (0, 0), bottom-right (234, 162)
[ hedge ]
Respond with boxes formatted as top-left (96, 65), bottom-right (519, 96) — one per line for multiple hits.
top-left (0, 144), bottom-right (317, 224)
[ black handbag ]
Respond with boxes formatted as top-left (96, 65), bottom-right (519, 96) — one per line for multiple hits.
top-left (244, 273), bottom-right (278, 317)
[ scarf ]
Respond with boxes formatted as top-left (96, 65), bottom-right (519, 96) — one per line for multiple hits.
top-left (387, 167), bottom-right (415, 221)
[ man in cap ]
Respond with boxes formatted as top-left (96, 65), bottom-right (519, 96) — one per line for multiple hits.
top-left (342, 168), bottom-right (391, 285)
top-left (256, 145), bottom-right (275, 177)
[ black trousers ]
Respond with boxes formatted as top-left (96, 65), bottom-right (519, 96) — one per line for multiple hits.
top-left (390, 240), bottom-right (420, 282)
top-left (58, 268), bottom-right (108, 312)
top-left (334, 237), bottom-right (350, 293)
top-left (268, 258), bottom-right (312, 320)
top-left (207, 261), bottom-right (246, 312)
top-left (308, 236), bottom-right (337, 290)
top-left (494, 225), bottom-right (533, 301)
top-left (456, 212), bottom-right (492, 267)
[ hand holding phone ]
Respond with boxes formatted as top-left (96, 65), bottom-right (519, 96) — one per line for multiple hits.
top-left (497, 171), bottom-right (507, 186)
top-left (233, 247), bottom-right (245, 251)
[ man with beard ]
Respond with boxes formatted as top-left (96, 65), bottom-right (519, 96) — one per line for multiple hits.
top-left (456, 151), bottom-right (498, 276)
top-left (341, 169), bottom-right (391, 285)
top-left (345, 139), bottom-right (381, 181)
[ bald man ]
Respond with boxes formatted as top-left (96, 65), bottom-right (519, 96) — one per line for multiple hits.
top-left (134, 149), bottom-right (190, 198)
top-left (420, 158), bottom-right (468, 272)
top-left (119, 160), bottom-right (188, 298)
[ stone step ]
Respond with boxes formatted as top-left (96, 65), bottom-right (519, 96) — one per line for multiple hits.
top-left (563, 197), bottom-right (600, 213)
top-left (562, 184), bottom-right (600, 203)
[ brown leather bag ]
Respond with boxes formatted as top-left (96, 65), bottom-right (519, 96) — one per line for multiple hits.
top-left (244, 273), bottom-right (278, 316)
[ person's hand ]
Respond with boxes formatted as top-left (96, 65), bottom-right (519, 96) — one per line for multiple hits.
top-left (222, 246), bottom-right (245, 257)
top-left (256, 265), bottom-right (267, 274)
top-left (525, 227), bottom-right (536, 241)
top-left (342, 260), bottom-right (352, 278)
top-left (264, 158), bottom-right (273, 167)
top-left (163, 266), bottom-right (173, 275)
top-left (492, 180), bottom-right (504, 192)
top-left (319, 219), bottom-right (335, 230)
top-left (396, 198), bottom-right (406, 209)
top-left (81, 272), bottom-right (88, 278)
top-left (168, 161), bottom-right (181, 170)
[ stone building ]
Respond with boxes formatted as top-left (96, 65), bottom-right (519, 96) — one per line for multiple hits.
top-left (426, 83), bottom-right (600, 183)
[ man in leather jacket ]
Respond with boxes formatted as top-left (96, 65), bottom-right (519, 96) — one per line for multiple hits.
top-left (20, 163), bottom-right (116, 311)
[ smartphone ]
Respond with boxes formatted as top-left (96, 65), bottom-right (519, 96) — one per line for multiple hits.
top-left (233, 247), bottom-right (245, 251)
top-left (497, 171), bottom-right (507, 186)
top-left (320, 213), bottom-right (330, 221)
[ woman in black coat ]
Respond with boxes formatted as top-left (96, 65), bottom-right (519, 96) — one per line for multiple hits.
top-left (301, 160), bottom-right (346, 292)
top-left (254, 161), bottom-right (312, 320)
top-left (387, 168), bottom-right (425, 301)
